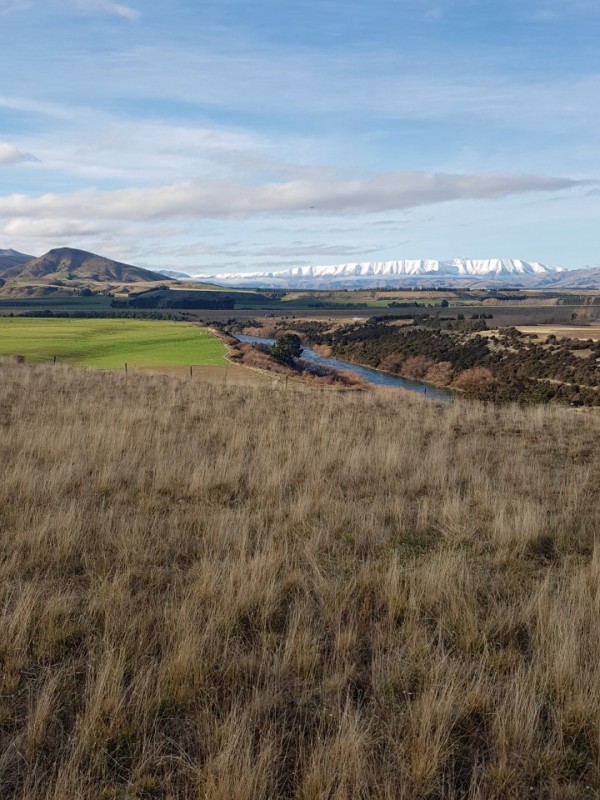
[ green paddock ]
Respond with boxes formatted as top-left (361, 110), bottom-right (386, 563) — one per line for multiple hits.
top-left (0, 318), bottom-right (227, 368)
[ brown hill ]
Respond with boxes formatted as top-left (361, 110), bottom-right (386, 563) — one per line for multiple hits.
top-left (0, 249), bottom-right (35, 276)
top-left (2, 247), bottom-right (165, 283)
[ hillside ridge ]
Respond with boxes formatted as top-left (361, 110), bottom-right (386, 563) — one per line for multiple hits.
top-left (4, 247), bottom-right (166, 283)
top-left (0, 248), bottom-right (35, 274)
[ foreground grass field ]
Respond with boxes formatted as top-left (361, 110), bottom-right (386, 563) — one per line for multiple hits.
top-left (1, 362), bottom-right (599, 798)
top-left (0, 318), bottom-right (227, 368)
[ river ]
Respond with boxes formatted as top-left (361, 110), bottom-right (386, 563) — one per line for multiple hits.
top-left (236, 335), bottom-right (454, 402)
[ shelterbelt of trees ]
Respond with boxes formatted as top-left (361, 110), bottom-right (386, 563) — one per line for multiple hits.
top-left (264, 320), bottom-right (600, 405)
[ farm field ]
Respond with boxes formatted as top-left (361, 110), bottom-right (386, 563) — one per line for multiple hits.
top-left (0, 290), bottom-right (599, 328)
top-left (0, 296), bottom-right (113, 314)
top-left (0, 318), bottom-right (227, 368)
top-left (517, 324), bottom-right (600, 341)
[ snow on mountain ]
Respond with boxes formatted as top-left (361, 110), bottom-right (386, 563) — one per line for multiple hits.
top-left (286, 259), bottom-right (557, 277)
top-left (209, 259), bottom-right (563, 288)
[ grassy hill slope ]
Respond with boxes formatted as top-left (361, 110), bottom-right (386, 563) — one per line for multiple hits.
top-left (1, 364), bottom-right (599, 799)
top-left (0, 248), bottom-right (258, 300)
top-left (2, 247), bottom-right (165, 283)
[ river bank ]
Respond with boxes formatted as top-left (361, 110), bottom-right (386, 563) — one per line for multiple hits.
top-left (208, 328), bottom-right (370, 391)
top-left (236, 334), bottom-right (454, 401)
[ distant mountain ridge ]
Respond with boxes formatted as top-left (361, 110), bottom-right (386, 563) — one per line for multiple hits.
top-left (279, 258), bottom-right (559, 278)
top-left (2, 247), bottom-right (599, 290)
top-left (208, 259), bottom-right (564, 289)
top-left (0, 247), bottom-right (166, 283)
top-left (0, 248), bottom-right (34, 272)
top-left (540, 266), bottom-right (600, 289)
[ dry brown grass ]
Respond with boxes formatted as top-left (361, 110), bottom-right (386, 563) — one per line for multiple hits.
top-left (1, 361), bottom-right (600, 799)
top-left (516, 325), bottom-right (600, 341)
top-left (133, 364), bottom-right (273, 386)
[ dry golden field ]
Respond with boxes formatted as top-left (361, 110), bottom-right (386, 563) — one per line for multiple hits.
top-left (516, 325), bottom-right (600, 342)
top-left (1, 361), bottom-right (600, 799)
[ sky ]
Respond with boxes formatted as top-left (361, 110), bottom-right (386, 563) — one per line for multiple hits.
top-left (0, 0), bottom-right (599, 276)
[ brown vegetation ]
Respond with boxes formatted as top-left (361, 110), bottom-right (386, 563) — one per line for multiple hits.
top-left (400, 355), bottom-right (435, 380)
top-left (309, 343), bottom-right (334, 358)
top-left (1, 361), bottom-right (600, 798)
top-left (133, 364), bottom-right (273, 386)
top-left (453, 367), bottom-right (499, 399)
top-left (228, 340), bottom-right (366, 389)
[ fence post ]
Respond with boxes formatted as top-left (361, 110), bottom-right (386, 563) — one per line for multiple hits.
top-left (190, 365), bottom-right (193, 379)
top-left (125, 362), bottom-right (128, 377)
top-left (53, 355), bottom-right (56, 365)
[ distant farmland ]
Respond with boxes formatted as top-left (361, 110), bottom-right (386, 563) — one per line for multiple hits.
top-left (0, 318), bottom-right (227, 368)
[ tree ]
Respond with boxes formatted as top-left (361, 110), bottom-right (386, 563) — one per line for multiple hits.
top-left (270, 333), bottom-right (303, 365)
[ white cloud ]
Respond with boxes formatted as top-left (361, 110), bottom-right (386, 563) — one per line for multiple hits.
top-left (0, 95), bottom-right (74, 119)
top-left (1, 171), bottom-right (585, 267)
top-left (0, 101), bottom-right (291, 185)
top-left (70, 41), bottom-right (600, 137)
top-left (69, 0), bottom-right (140, 20)
top-left (214, 242), bottom-right (381, 258)
top-left (0, 171), bottom-right (582, 223)
top-left (108, 2), bottom-right (138, 21)
top-left (0, 142), bottom-right (38, 166)
top-left (1, 0), bottom-right (139, 18)
top-left (3, 218), bottom-right (103, 239)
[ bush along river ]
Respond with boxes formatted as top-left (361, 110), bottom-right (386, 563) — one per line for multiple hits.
top-left (236, 335), bottom-right (454, 402)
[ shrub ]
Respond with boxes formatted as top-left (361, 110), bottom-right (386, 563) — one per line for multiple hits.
top-left (270, 333), bottom-right (303, 365)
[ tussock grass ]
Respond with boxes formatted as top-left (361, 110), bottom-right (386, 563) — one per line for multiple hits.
top-left (1, 361), bottom-right (599, 799)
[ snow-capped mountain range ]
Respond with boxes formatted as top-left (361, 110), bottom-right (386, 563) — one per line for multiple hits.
top-left (203, 259), bottom-right (565, 289)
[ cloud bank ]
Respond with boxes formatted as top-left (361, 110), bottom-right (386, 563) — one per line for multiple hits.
top-left (0, 171), bottom-right (581, 224)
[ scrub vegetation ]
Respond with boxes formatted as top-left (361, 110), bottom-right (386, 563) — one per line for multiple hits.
top-left (1, 361), bottom-right (599, 799)
top-left (255, 319), bottom-right (600, 405)
top-left (225, 335), bottom-right (366, 388)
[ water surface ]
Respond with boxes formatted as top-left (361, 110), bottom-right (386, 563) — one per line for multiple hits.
top-left (236, 334), bottom-right (454, 402)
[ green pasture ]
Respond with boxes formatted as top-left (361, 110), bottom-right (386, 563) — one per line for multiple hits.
top-left (0, 318), bottom-right (227, 368)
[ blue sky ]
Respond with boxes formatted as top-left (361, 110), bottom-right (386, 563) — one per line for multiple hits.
top-left (0, 0), bottom-right (599, 274)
